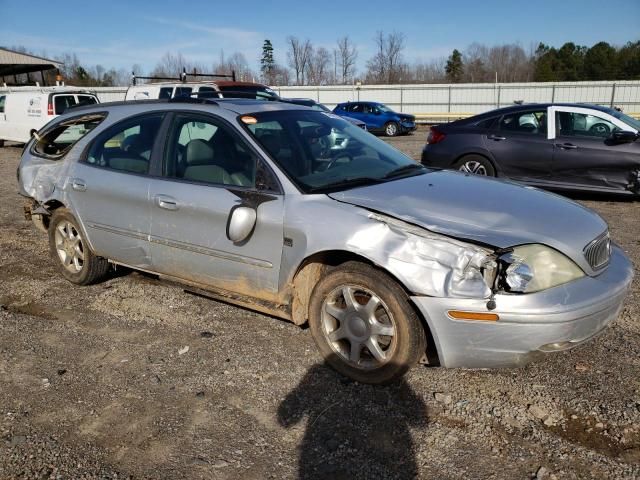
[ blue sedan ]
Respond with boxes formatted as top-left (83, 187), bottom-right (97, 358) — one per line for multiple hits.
top-left (333, 101), bottom-right (416, 136)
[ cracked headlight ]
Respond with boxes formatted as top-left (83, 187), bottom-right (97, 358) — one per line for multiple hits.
top-left (499, 244), bottom-right (584, 293)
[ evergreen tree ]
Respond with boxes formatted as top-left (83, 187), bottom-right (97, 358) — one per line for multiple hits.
top-left (583, 41), bottom-right (618, 80)
top-left (261, 39), bottom-right (275, 83)
top-left (445, 49), bottom-right (464, 83)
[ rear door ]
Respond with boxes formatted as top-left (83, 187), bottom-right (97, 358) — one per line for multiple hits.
top-left (148, 111), bottom-right (285, 295)
top-left (66, 112), bottom-right (166, 267)
top-left (484, 108), bottom-right (553, 181)
top-left (550, 106), bottom-right (640, 192)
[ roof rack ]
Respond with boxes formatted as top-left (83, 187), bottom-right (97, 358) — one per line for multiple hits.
top-left (131, 68), bottom-right (236, 86)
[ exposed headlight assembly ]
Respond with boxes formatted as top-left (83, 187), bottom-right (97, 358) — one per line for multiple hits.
top-left (498, 244), bottom-right (584, 293)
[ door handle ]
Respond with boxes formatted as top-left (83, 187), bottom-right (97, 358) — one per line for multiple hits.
top-left (71, 179), bottom-right (87, 192)
top-left (555, 143), bottom-right (578, 150)
top-left (488, 135), bottom-right (506, 141)
top-left (154, 194), bottom-right (179, 210)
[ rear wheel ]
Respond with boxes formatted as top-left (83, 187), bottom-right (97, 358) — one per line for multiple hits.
top-left (0, 139), bottom-right (4, 148)
top-left (384, 122), bottom-right (399, 137)
top-left (48, 208), bottom-right (110, 285)
top-left (308, 262), bottom-right (426, 384)
top-left (454, 154), bottom-right (495, 177)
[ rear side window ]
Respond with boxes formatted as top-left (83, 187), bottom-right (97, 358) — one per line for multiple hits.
top-left (86, 113), bottom-right (164, 174)
top-left (32, 113), bottom-right (107, 159)
top-left (0, 95), bottom-right (5, 113)
top-left (498, 110), bottom-right (547, 135)
top-left (159, 87), bottom-right (173, 99)
top-left (174, 87), bottom-right (192, 98)
top-left (474, 117), bottom-right (497, 129)
top-left (53, 95), bottom-right (76, 115)
top-left (77, 95), bottom-right (97, 106)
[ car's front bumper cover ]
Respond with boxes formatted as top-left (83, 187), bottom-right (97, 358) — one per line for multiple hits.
top-left (411, 245), bottom-right (634, 368)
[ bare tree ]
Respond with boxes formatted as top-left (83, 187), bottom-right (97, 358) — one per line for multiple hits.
top-left (365, 31), bottom-right (407, 84)
top-left (151, 52), bottom-right (189, 78)
top-left (286, 36), bottom-right (313, 85)
top-left (213, 51), bottom-right (255, 81)
top-left (336, 36), bottom-right (358, 84)
top-left (307, 47), bottom-right (331, 85)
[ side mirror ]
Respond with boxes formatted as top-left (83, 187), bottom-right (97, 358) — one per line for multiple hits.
top-left (610, 130), bottom-right (638, 144)
top-left (374, 109), bottom-right (381, 115)
top-left (227, 206), bottom-right (257, 244)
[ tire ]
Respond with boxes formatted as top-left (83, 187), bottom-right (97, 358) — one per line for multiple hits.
top-left (384, 122), bottom-right (399, 137)
top-left (454, 154), bottom-right (496, 177)
top-left (308, 262), bottom-right (426, 384)
top-left (48, 208), bottom-right (110, 285)
top-left (0, 139), bottom-right (4, 148)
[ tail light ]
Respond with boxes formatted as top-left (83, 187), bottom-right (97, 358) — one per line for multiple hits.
top-left (427, 126), bottom-right (446, 144)
top-left (47, 102), bottom-right (54, 116)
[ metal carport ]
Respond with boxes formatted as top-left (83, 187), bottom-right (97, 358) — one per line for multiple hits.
top-left (0, 47), bottom-right (62, 85)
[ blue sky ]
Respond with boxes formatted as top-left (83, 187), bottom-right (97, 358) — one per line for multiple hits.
top-left (2, 0), bottom-right (639, 75)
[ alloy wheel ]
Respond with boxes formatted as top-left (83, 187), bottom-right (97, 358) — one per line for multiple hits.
top-left (321, 285), bottom-right (397, 369)
top-left (459, 160), bottom-right (488, 175)
top-left (54, 220), bottom-right (85, 273)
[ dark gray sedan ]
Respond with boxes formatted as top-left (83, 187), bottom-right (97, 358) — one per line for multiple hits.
top-left (421, 103), bottom-right (640, 196)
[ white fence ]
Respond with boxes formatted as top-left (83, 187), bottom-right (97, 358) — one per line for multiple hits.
top-left (272, 81), bottom-right (640, 117)
top-left (4, 80), bottom-right (639, 121)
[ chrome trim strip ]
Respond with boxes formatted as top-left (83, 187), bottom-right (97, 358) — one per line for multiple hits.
top-left (149, 235), bottom-right (272, 269)
top-left (87, 223), bottom-right (148, 241)
top-left (88, 222), bottom-right (272, 269)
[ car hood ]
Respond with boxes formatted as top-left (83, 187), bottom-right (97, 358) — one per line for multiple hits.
top-left (328, 170), bottom-right (607, 274)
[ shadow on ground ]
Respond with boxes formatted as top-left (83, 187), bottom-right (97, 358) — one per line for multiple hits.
top-left (278, 361), bottom-right (427, 480)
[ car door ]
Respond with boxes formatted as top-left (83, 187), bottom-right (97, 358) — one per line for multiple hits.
top-left (550, 106), bottom-right (640, 192)
top-left (363, 103), bottom-right (385, 130)
top-left (484, 108), bottom-right (553, 181)
top-left (148, 111), bottom-right (285, 296)
top-left (66, 112), bottom-right (165, 268)
top-left (346, 103), bottom-right (367, 124)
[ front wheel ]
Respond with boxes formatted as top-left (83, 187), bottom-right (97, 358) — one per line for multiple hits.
top-left (48, 208), bottom-right (110, 285)
top-left (384, 122), bottom-right (399, 137)
top-left (308, 262), bottom-right (426, 384)
top-left (454, 155), bottom-right (495, 176)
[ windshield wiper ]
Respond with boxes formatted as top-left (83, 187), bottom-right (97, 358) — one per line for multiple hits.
top-left (382, 163), bottom-right (426, 179)
top-left (307, 176), bottom-right (384, 193)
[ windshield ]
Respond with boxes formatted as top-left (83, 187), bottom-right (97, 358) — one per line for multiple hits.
top-left (243, 110), bottom-right (425, 193)
top-left (377, 104), bottom-right (394, 113)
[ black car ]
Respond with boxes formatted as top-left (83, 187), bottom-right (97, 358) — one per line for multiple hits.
top-left (421, 103), bottom-right (640, 196)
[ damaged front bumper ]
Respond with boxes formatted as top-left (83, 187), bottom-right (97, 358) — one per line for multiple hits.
top-left (411, 245), bottom-right (634, 368)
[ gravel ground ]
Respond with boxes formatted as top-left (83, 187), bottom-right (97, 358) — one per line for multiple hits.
top-left (1, 129), bottom-right (639, 479)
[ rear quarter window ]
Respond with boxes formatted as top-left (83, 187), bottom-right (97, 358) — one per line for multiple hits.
top-left (31, 113), bottom-right (107, 159)
top-left (474, 117), bottom-right (498, 129)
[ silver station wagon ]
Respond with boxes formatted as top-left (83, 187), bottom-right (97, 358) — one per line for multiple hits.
top-left (17, 97), bottom-right (634, 384)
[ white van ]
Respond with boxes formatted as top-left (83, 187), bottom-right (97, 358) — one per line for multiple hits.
top-left (0, 87), bottom-right (99, 146)
top-left (124, 82), bottom-right (219, 101)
